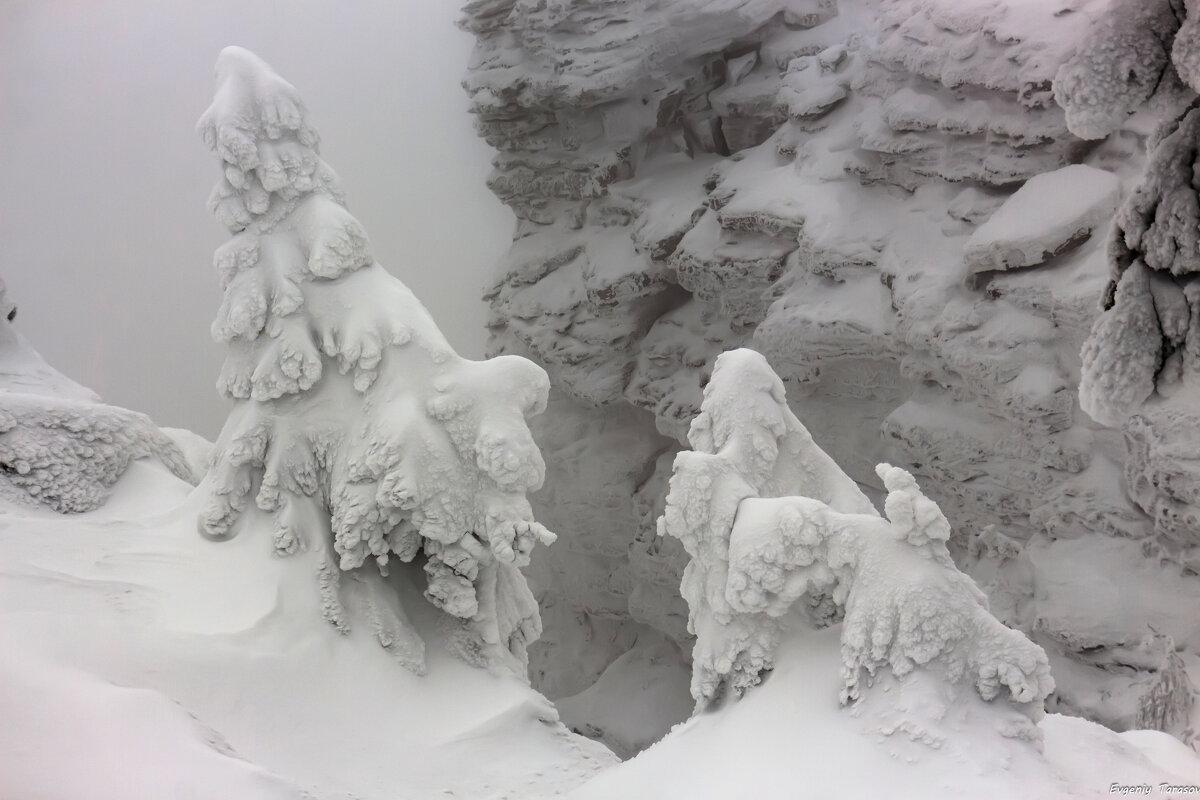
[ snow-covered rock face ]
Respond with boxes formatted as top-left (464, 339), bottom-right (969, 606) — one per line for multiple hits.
top-left (198, 47), bottom-right (556, 676)
top-left (464, 0), bottom-right (1200, 748)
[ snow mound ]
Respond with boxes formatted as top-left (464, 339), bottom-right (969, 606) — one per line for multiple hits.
top-left (197, 47), bottom-right (556, 676)
top-left (567, 625), bottom-right (1200, 800)
top-left (964, 165), bottom-right (1120, 275)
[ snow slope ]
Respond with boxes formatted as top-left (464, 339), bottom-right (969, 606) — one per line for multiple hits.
top-left (570, 626), bottom-right (1200, 800)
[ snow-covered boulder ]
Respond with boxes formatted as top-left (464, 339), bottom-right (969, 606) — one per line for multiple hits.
top-left (0, 392), bottom-right (196, 513)
top-left (198, 47), bottom-right (556, 676)
top-left (964, 165), bottom-right (1121, 276)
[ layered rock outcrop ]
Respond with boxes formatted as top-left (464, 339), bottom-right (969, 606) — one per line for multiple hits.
top-left (463, 0), bottom-right (1200, 749)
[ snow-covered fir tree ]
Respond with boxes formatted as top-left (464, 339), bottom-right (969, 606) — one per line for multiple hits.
top-left (197, 47), bottom-right (556, 675)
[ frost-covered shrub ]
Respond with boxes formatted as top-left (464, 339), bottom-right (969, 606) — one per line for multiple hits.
top-left (0, 392), bottom-right (195, 512)
top-left (661, 349), bottom-right (1053, 717)
top-left (0, 280), bottom-right (194, 512)
top-left (197, 47), bottom-right (555, 675)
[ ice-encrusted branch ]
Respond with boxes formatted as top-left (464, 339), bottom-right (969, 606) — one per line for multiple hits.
top-left (197, 47), bottom-right (555, 676)
top-left (660, 349), bottom-right (1053, 718)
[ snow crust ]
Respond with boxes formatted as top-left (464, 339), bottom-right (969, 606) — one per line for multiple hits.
top-left (198, 47), bottom-right (556, 675)
top-left (569, 626), bottom-right (1200, 800)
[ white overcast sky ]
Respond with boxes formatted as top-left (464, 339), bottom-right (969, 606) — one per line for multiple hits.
top-left (0, 0), bottom-right (512, 438)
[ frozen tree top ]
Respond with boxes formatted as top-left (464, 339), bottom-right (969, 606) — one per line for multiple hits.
top-left (198, 47), bottom-right (557, 676)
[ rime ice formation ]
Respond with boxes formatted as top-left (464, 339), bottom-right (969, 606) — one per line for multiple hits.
top-left (0, 393), bottom-right (196, 513)
top-left (198, 47), bottom-right (555, 675)
top-left (1052, 0), bottom-right (1184, 141)
top-left (464, 0), bottom-right (1200, 750)
top-left (661, 350), bottom-right (1053, 715)
top-left (0, 281), bottom-right (196, 512)
top-left (1071, 0), bottom-right (1200, 575)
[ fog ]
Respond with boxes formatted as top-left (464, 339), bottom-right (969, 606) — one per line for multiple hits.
top-left (0, 0), bottom-right (512, 438)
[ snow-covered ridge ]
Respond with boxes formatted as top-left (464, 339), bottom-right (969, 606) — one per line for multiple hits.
top-left (463, 0), bottom-right (1200, 748)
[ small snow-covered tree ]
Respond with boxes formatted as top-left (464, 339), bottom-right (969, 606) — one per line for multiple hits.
top-left (197, 47), bottom-right (555, 675)
top-left (661, 349), bottom-right (1054, 717)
